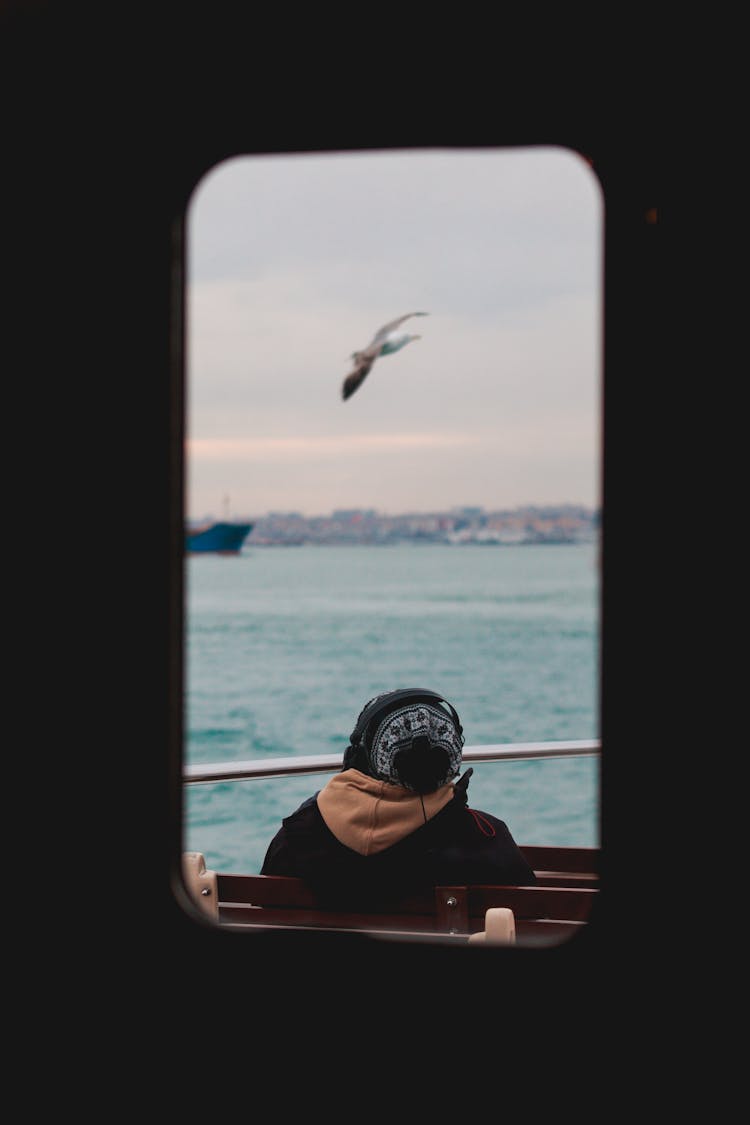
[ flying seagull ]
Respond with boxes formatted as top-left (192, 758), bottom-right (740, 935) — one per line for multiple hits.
top-left (341, 312), bottom-right (428, 401)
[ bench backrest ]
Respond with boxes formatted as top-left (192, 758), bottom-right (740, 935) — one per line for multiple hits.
top-left (185, 846), bottom-right (599, 945)
top-left (216, 874), bottom-right (597, 945)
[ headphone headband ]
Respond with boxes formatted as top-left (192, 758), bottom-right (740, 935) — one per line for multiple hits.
top-left (349, 688), bottom-right (463, 749)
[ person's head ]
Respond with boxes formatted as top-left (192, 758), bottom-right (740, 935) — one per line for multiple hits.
top-left (343, 688), bottom-right (464, 794)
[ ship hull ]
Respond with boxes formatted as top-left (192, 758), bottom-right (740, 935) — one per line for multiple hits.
top-left (185, 521), bottom-right (253, 554)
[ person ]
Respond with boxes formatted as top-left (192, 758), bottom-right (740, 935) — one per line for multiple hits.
top-left (260, 688), bottom-right (536, 903)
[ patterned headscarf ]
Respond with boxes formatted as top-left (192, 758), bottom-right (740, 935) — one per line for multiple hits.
top-left (367, 699), bottom-right (463, 789)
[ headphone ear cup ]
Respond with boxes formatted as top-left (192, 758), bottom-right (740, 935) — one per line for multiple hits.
top-left (342, 742), bottom-right (369, 773)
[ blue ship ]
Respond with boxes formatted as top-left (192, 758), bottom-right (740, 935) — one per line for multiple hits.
top-left (185, 521), bottom-right (253, 555)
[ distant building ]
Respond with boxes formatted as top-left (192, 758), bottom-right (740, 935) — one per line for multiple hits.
top-left (246, 504), bottom-right (600, 546)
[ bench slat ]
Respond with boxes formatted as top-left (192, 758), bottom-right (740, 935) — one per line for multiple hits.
top-left (217, 873), bottom-right (436, 912)
top-left (465, 885), bottom-right (596, 922)
top-left (218, 906), bottom-right (585, 946)
top-left (519, 845), bottom-right (599, 875)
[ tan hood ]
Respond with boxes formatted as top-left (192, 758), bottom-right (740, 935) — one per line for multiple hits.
top-left (316, 768), bottom-right (455, 856)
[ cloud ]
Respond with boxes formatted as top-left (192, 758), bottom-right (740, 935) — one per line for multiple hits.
top-left (188, 432), bottom-right (475, 462)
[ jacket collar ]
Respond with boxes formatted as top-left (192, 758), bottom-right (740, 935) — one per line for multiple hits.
top-left (316, 768), bottom-right (455, 856)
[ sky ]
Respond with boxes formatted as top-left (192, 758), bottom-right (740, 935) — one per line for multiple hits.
top-left (186, 146), bottom-right (603, 520)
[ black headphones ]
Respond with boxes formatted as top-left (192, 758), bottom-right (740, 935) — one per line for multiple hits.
top-left (342, 688), bottom-right (464, 772)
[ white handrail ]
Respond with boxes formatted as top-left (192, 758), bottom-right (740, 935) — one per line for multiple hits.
top-left (184, 739), bottom-right (600, 785)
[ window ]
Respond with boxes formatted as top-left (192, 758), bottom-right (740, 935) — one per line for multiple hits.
top-left (180, 147), bottom-right (603, 947)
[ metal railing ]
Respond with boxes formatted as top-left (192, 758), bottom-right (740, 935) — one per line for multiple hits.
top-left (184, 739), bottom-right (600, 785)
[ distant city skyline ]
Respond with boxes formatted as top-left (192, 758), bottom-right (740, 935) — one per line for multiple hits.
top-left (193, 498), bottom-right (599, 522)
top-left (187, 146), bottom-right (602, 519)
top-left (189, 501), bottom-right (598, 549)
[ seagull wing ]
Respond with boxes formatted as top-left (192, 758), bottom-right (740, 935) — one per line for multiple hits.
top-left (342, 356), bottom-right (375, 401)
top-left (370, 311), bottom-right (428, 347)
top-left (341, 312), bottom-right (428, 401)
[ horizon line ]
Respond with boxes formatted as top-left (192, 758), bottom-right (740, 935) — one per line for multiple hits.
top-left (188, 501), bottom-right (601, 521)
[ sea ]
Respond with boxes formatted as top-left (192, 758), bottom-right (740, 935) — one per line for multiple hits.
top-left (184, 542), bottom-right (600, 875)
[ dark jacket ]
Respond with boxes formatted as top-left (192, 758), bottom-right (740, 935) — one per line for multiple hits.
top-left (260, 767), bottom-right (536, 905)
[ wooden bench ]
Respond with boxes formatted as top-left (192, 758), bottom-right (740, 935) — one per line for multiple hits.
top-left (183, 846), bottom-right (598, 946)
top-left (519, 845), bottom-right (599, 888)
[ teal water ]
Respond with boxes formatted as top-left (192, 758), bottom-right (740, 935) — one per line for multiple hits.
top-left (184, 542), bottom-right (600, 873)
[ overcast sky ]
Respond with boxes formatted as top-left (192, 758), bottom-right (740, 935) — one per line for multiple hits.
top-left (186, 146), bottom-right (602, 520)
